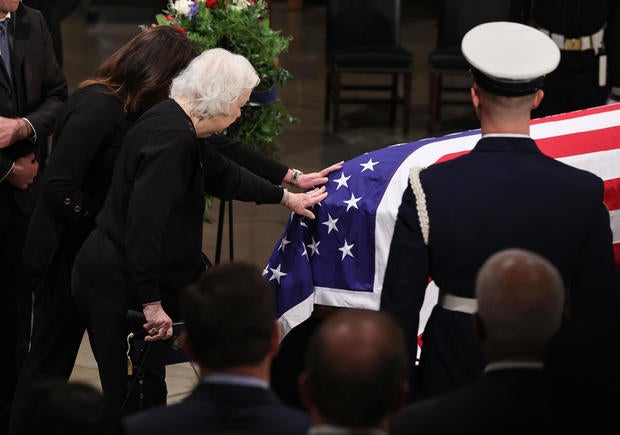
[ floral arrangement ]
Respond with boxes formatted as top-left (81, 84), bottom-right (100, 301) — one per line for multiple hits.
top-left (153, 0), bottom-right (295, 156)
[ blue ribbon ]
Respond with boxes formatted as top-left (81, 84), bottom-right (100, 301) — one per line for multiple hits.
top-left (249, 85), bottom-right (278, 106)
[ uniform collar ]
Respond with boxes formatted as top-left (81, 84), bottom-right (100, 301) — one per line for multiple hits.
top-left (474, 135), bottom-right (540, 154)
top-left (201, 373), bottom-right (269, 390)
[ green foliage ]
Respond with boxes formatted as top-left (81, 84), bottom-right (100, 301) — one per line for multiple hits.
top-left (155, 0), bottom-right (296, 155)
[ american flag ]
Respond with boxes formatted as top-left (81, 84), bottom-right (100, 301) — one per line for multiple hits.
top-left (264, 104), bottom-right (620, 338)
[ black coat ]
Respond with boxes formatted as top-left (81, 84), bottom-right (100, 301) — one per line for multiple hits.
top-left (0, 3), bottom-right (67, 217)
top-left (22, 0), bottom-right (80, 65)
top-left (390, 367), bottom-right (545, 435)
top-left (123, 382), bottom-right (311, 435)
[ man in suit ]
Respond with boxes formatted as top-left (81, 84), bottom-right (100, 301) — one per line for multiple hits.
top-left (298, 309), bottom-right (409, 435)
top-left (122, 262), bottom-right (311, 435)
top-left (390, 248), bottom-right (565, 435)
top-left (380, 21), bottom-right (620, 402)
top-left (22, 0), bottom-right (79, 67)
top-left (0, 0), bottom-right (67, 432)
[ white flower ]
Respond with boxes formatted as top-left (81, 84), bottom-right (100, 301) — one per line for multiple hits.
top-left (170, 0), bottom-right (195, 16)
top-left (228, 0), bottom-right (251, 11)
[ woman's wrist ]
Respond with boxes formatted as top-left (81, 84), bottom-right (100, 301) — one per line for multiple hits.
top-left (283, 168), bottom-right (303, 187)
top-left (283, 169), bottom-right (293, 185)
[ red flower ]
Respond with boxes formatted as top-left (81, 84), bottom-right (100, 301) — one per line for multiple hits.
top-left (248, 0), bottom-right (256, 3)
top-left (205, 0), bottom-right (218, 7)
top-left (165, 14), bottom-right (173, 21)
top-left (173, 25), bottom-right (187, 35)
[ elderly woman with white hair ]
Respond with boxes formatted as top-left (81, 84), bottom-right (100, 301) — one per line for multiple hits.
top-left (70, 48), bottom-right (328, 416)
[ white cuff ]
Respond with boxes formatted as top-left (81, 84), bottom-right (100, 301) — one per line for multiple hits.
top-left (280, 188), bottom-right (289, 205)
top-left (22, 118), bottom-right (37, 143)
top-left (0, 162), bottom-right (15, 183)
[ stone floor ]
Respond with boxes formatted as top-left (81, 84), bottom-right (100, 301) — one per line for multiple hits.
top-left (61, 0), bottom-right (478, 404)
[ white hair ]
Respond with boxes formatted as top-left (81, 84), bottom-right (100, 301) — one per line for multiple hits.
top-left (170, 47), bottom-right (260, 118)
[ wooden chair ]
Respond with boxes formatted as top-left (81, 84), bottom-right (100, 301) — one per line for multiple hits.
top-left (427, 0), bottom-right (524, 132)
top-left (324, 0), bottom-right (414, 134)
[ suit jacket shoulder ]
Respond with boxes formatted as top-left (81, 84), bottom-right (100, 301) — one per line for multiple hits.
top-left (390, 369), bottom-right (545, 435)
top-left (122, 383), bottom-right (310, 435)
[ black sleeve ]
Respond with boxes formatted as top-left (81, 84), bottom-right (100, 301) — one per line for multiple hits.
top-left (41, 90), bottom-right (123, 224)
top-left (21, 8), bottom-right (68, 140)
top-left (381, 185), bottom-right (431, 363)
top-left (202, 141), bottom-right (284, 204)
top-left (206, 134), bottom-right (288, 185)
top-left (607, 0), bottom-right (620, 93)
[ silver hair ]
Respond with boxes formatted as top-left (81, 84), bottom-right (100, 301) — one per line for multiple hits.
top-left (169, 47), bottom-right (260, 118)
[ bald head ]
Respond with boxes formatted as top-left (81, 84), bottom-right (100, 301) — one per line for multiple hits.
top-left (302, 309), bottom-right (408, 427)
top-left (320, 310), bottom-right (401, 372)
top-left (475, 248), bottom-right (565, 359)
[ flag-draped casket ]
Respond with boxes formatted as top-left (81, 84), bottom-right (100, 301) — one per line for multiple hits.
top-left (265, 104), bottom-right (620, 340)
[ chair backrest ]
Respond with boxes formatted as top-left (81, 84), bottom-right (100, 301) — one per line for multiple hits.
top-left (326, 0), bottom-right (402, 49)
top-left (436, 0), bottom-right (521, 49)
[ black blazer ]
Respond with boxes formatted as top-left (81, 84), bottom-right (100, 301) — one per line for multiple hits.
top-left (22, 0), bottom-right (79, 64)
top-left (381, 136), bottom-right (620, 399)
top-left (390, 368), bottom-right (545, 435)
top-left (0, 3), bottom-right (67, 215)
top-left (22, 84), bottom-right (128, 274)
top-left (122, 382), bottom-right (311, 435)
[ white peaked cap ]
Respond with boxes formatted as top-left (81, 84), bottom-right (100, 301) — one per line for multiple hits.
top-left (461, 21), bottom-right (561, 96)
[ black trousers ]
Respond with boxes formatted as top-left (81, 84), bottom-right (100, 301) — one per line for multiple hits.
top-left (7, 244), bottom-right (85, 435)
top-left (534, 50), bottom-right (609, 118)
top-left (0, 206), bottom-right (34, 435)
top-left (71, 269), bottom-right (168, 417)
top-left (412, 306), bottom-right (484, 402)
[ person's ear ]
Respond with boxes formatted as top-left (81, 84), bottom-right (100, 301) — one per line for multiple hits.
top-left (471, 85), bottom-right (481, 108)
top-left (473, 313), bottom-right (486, 341)
top-left (268, 321), bottom-right (281, 358)
top-left (390, 380), bottom-right (410, 415)
top-left (532, 89), bottom-right (545, 110)
top-left (298, 372), bottom-right (313, 411)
